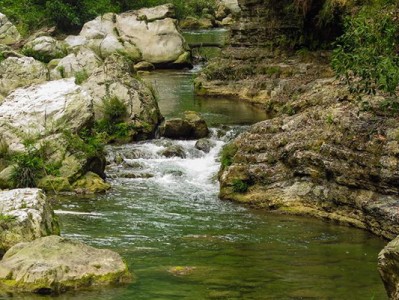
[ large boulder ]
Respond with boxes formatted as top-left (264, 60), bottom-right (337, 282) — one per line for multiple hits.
top-left (160, 111), bottom-right (209, 140)
top-left (0, 189), bottom-right (60, 256)
top-left (82, 53), bottom-right (162, 140)
top-left (23, 36), bottom-right (67, 63)
top-left (0, 78), bottom-right (108, 190)
top-left (378, 236), bottom-right (399, 299)
top-left (49, 47), bottom-right (102, 80)
top-left (0, 13), bottom-right (21, 45)
top-left (0, 235), bottom-right (132, 294)
top-left (0, 78), bottom-right (93, 152)
top-left (218, 79), bottom-right (399, 240)
top-left (0, 57), bottom-right (48, 98)
top-left (66, 4), bottom-right (191, 68)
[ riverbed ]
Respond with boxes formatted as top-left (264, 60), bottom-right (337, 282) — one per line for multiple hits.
top-left (50, 30), bottom-right (388, 300)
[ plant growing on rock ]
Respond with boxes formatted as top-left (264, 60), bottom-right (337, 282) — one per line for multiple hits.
top-left (232, 179), bottom-right (249, 193)
top-left (332, 3), bottom-right (399, 96)
top-left (95, 96), bottom-right (138, 142)
top-left (11, 144), bottom-right (47, 188)
top-left (220, 143), bottom-right (238, 169)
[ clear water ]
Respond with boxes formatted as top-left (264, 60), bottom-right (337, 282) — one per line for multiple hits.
top-left (2, 30), bottom-right (388, 299)
top-left (51, 131), bottom-right (387, 300)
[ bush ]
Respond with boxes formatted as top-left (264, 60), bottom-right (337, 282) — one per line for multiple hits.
top-left (11, 144), bottom-right (46, 188)
top-left (331, 3), bottom-right (399, 96)
top-left (232, 179), bottom-right (249, 193)
top-left (220, 143), bottom-right (238, 169)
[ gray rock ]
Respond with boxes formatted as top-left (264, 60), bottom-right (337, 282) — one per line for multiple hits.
top-left (49, 47), bottom-right (102, 80)
top-left (159, 111), bottom-right (209, 140)
top-left (0, 189), bottom-right (60, 255)
top-left (195, 138), bottom-right (216, 153)
top-left (0, 13), bottom-right (21, 45)
top-left (70, 4), bottom-right (190, 67)
top-left (23, 36), bottom-right (67, 62)
top-left (82, 53), bottom-right (162, 140)
top-left (0, 57), bottom-right (48, 98)
top-left (0, 78), bottom-right (93, 152)
top-left (379, 236), bottom-right (399, 299)
top-left (159, 145), bottom-right (186, 158)
top-left (0, 235), bottom-right (132, 294)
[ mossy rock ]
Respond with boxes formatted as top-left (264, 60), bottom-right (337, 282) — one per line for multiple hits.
top-left (0, 235), bottom-right (132, 294)
top-left (37, 176), bottom-right (72, 192)
top-left (72, 172), bottom-right (111, 194)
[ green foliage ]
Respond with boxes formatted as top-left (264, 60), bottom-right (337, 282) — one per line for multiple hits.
top-left (232, 179), bottom-right (249, 193)
top-left (1, 0), bottom-right (215, 34)
top-left (74, 69), bottom-right (89, 85)
top-left (220, 143), bottom-right (238, 169)
top-left (94, 96), bottom-right (138, 142)
top-left (44, 0), bottom-right (120, 31)
top-left (57, 66), bottom-right (66, 78)
top-left (22, 46), bottom-right (66, 63)
top-left (331, 4), bottom-right (399, 96)
top-left (0, 214), bottom-right (16, 230)
top-left (63, 129), bottom-right (106, 160)
top-left (11, 144), bottom-right (46, 188)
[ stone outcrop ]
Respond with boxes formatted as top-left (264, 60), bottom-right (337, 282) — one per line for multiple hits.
top-left (0, 189), bottom-right (59, 256)
top-left (219, 79), bottom-right (399, 239)
top-left (0, 78), bottom-right (107, 191)
top-left (82, 53), bottom-right (162, 140)
top-left (0, 13), bottom-right (21, 45)
top-left (159, 111), bottom-right (209, 140)
top-left (0, 235), bottom-right (132, 294)
top-left (0, 78), bottom-right (93, 152)
top-left (64, 4), bottom-right (191, 68)
top-left (23, 36), bottom-right (67, 63)
top-left (195, 0), bottom-right (335, 107)
top-left (379, 236), bottom-right (399, 299)
top-left (0, 57), bottom-right (49, 99)
top-left (49, 47), bottom-right (102, 80)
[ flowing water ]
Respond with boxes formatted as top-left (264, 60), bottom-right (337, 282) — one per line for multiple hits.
top-left (23, 30), bottom-right (388, 299)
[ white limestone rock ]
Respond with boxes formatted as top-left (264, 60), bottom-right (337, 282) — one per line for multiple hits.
top-left (0, 189), bottom-right (59, 254)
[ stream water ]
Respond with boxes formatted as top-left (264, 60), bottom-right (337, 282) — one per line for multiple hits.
top-left (44, 30), bottom-right (388, 299)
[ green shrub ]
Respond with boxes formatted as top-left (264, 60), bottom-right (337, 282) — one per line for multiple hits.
top-left (331, 3), bottom-right (399, 96)
top-left (11, 144), bottom-right (46, 188)
top-left (232, 179), bottom-right (249, 193)
top-left (74, 69), bottom-right (89, 85)
top-left (220, 143), bottom-right (238, 169)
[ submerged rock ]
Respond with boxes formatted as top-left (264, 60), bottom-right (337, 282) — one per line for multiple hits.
top-left (0, 13), bottom-right (21, 45)
top-left (195, 138), bottom-right (216, 153)
top-left (159, 145), bottom-right (186, 159)
top-left (0, 235), bottom-right (132, 294)
top-left (379, 236), bottom-right (399, 299)
top-left (0, 189), bottom-right (59, 255)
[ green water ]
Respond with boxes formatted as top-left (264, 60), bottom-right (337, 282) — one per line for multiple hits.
top-left (50, 61), bottom-right (387, 299)
top-left (12, 30), bottom-right (388, 299)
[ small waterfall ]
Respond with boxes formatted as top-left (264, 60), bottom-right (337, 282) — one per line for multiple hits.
top-left (105, 127), bottom-right (243, 200)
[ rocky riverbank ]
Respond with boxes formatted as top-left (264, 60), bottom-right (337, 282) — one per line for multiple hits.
top-left (196, 0), bottom-right (399, 240)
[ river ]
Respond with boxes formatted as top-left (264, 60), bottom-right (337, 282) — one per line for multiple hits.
top-left (49, 30), bottom-right (388, 300)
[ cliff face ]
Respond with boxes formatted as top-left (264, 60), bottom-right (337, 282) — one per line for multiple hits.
top-left (231, 0), bottom-right (303, 48)
top-left (195, 0), bottom-right (334, 108)
top-left (219, 79), bottom-right (399, 240)
top-left (209, 1), bottom-right (399, 241)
